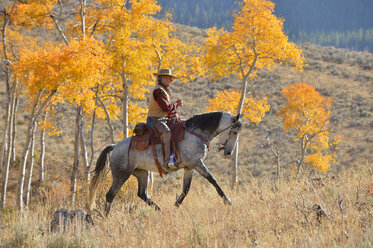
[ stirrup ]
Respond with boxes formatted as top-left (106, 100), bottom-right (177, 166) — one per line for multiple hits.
top-left (168, 154), bottom-right (175, 166)
top-left (165, 154), bottom-right (178, 170)
top-left (167, 154), bottom-right (182, 169)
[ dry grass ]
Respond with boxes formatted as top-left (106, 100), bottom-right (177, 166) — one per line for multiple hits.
top-left (1, 165), bottom-right (372, 248)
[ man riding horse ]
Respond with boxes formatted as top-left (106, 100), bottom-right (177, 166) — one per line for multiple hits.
top-left (88, 69), bottom-right (243, 214)
top-left (147, 68), bottom-right (183, 170)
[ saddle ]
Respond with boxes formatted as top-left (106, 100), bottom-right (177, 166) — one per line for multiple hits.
top-left (131, 118), bottom-right (186, 177)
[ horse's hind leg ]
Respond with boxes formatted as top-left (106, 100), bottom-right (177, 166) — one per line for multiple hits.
top-left (175, 168), bottom-right (194, 207)
top-left (105, 172), bottom-right (132, 216)
top-left (133, 169), bottom-right (161, 211)
top-left (193, 159), bottom-right (231, 205)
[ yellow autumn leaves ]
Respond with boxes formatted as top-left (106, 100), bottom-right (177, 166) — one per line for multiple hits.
top-left (15, 37), bottom-right (108, 113)
top-left (205, 0), bottom-right (304, 81)
top-left (279, 83), bottom-right (342, 172)
top-left (207, 90), bottom-right (270, 124)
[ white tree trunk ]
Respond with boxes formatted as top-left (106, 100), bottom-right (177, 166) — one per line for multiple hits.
top-left (71, 105), bottom-right (82, 205)
top-left (231, 138), bottom-right (239, 189)
top-left (17, 93), bottom-right (41, 211)
top-left (0, 98), bottom-right (10, 179)
top-left (231, 53), bottom-right (258, 188)
top-left (0, 130), bottom-right (8, 177)
top-left (87, 111), bottom-right (96, 181)
top-left (122, 73), bottom-right (129, 138)
top-left (1, 84), bottom-right (16, 207)
top-left (25, 122), bottom-right (37, 206)
top-left (296, 136), bottom-right (308, 176)
top-left (237, 78), bottom-right (249, 115)
top-left (231, 77), bottom-right (249, 188)
top-left (0, 10), bottom-right (11, 177)
top-left (87, 87), bottom-right (99, 180)
top-left (17, 90), bottom-right (55, 211)
top-left (80, 117), bottom-right (89, 175)
top-left (11, 96), bottom-right (18, 163)
top-left (80, 0), bottom-right (86, 38)
top-left (39, 112), bottom-right (47, 184)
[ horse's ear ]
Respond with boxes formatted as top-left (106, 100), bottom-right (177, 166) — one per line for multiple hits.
top-left (235, 114), bottom-right (243, 122)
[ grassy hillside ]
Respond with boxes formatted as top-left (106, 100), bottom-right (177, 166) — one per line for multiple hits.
top-left (0, 24), bottom-right (372, 247)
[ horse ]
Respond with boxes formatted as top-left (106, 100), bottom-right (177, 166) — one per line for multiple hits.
top-left (88, 111), bottom-right (243, 215)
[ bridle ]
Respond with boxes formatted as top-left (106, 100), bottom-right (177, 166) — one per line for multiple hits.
top-left (216, 121), bottom-right (241, 152)
top-left (181, 112), bottom-right (242, 152)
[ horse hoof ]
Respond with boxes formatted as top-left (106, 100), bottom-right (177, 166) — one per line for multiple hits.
top-left (224, 197), bottom-right (232, 205)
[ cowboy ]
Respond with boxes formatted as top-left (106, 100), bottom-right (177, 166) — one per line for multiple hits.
top-left (147, 69), bottom-right (183, 169)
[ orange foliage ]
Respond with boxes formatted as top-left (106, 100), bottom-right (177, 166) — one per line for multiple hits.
top-left (12, 0), bottom-right (56, 29)
top-left (279, 82), bottom-right (342, 172)
top-left (15, 37), bottom-right (108, 112)
top-left (280, 82), bottom-right (332, 138)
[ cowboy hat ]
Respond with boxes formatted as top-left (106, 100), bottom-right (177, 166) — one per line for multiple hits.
top-left (153, 68), bottom-right (177, 78)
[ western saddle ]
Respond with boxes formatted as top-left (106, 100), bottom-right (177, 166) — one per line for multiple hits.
top-left (131, 119), bottom-right (185, 177)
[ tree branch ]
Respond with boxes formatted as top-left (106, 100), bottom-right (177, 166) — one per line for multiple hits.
top-left (90, 18), bottom-right (100, 37)
top-left (50, 14), bottom-right (69, 45)
top-left (97, 96), bottom-right (115, 143)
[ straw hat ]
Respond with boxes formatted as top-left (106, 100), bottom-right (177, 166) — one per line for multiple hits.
top-left (153, 68), bottom-right (177, 78)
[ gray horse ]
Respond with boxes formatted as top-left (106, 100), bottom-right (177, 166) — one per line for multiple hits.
top-left (88, 111), bottom-right (242, 214)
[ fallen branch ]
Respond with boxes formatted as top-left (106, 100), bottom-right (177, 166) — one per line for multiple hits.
top-left (294, 201), bottom-right (310, 223)
top-left (294, 193), bottom-right (329, 224)
top-left (312, 204), bottom-right (329, 223)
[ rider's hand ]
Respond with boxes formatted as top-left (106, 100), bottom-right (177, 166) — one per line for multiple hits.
top-left (176, 100), bottom-right (183, 107)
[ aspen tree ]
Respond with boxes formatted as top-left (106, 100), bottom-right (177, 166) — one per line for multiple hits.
top-left (205, 0), bottom-right (304, 186)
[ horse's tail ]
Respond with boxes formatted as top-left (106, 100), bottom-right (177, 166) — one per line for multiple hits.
top-left (88, 145), bottom-right (115, 212)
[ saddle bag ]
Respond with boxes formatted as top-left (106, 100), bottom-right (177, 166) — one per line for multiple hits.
top-left (132, 133), bottom-right (150, 151)
top-left (133, 123), bottom-right (148, 136)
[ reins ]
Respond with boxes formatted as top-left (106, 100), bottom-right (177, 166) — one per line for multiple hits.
top-left (215, 123), bottom-right (235, 136)
top-left (179, 108), bottom-right (238, 152)
top-left (183, 125), bottom-right (211, 150)
top-left (182, 122), bottom-right (236, 152)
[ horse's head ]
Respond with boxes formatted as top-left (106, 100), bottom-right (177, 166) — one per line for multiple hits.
top-left (218, 113), bottom-right (243, 156)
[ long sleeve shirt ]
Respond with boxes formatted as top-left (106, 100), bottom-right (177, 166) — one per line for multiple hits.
top-left (153, 87), bottom-right (178, 119)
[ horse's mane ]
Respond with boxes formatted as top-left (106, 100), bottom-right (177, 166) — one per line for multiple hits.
top-left (185, 111), bottom-right (223, 134)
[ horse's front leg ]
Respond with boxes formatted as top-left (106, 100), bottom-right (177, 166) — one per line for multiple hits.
top-left (175, 168), bottom-right (194, 207)
top-left (133, 169), bottom-right (161, 211)
top-left (192, 159), bottom-right (231, 205)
